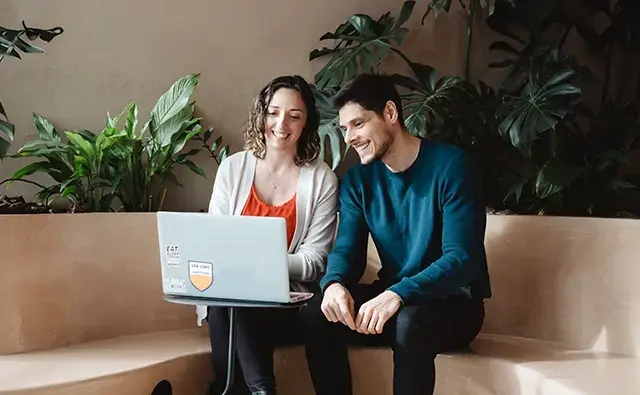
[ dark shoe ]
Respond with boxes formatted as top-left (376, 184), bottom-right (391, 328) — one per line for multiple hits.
top-left (206, 380), bottom-right (252, 395)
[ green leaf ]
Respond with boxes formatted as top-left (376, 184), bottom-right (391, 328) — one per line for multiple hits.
top-left (203, 126), bottom-right (214, 143)
top-left (211, 136), bottom-right (222, 154)
top-left (154, 102), bottom-right (196, 148)
top-left (0, 119), bottom-right (15, 160)
top-left (33, 113), bottom-right (61, 142)
top-left (164, 171), bottom-right (183, 187)
top-left (125, 101), bottom-right (138, 138)
top-left (65, 131), bottom-right (96, 159)
top-left (392, 62), bottom-right (465, 137)
top-left (535, 160), bottom-right (584, 199)
top-left (609, 179), bottom-right (635, 191)
top-left (14, 37), bottom-right (44, 54)
top-left (505, 177), bottom-right (529, 203)
top-left (217, 145), bottom-right (230, 163)
top-left (312, 85), bottom-right (346, 170)
top-left (170, 123), bottom-right (202, 156)
top-left (422, 0), bottom-right (453, 24)
top-left (11, 161), bottom-right (55, 180)
top-left (61, 184), bottom-right (77, 198)
top-left (499, 68), bottom-right (581, 149)
top-left (0, 100), bottom-right (6, 119)
top-left (12, 147), bottom-right (69, 158)
top-left (183, 159), bottom-right (206, 178)
top-left (310, 2), bottom-right (413, 89)
top-left (150, 74), bottom-right (200, 137)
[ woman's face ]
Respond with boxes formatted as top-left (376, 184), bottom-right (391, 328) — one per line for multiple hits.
top-left (263, 88), bottom-right (307, 155)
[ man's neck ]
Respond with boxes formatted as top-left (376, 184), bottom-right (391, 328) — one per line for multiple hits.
top-left (381, 130), bottom-right (421, 173)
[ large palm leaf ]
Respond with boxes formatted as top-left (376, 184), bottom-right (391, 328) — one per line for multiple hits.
top-left (392, 61), bottom-right (466, 137)
top-left (498, 67), bottom-right (581, 149)
top-left (311, 85), bottom-right (346, 170)
top-left (310, 1), bottom-right (415, 90)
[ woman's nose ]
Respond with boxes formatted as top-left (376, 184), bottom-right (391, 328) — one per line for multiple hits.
top-left (275, 114), bottom-right (287, 130)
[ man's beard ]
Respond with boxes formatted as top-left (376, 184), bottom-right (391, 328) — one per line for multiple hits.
top-left (361, 134), bottom-right (392, 165)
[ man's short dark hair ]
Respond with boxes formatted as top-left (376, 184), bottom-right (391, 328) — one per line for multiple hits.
top-left (331, 73), bottom-right (405, 127)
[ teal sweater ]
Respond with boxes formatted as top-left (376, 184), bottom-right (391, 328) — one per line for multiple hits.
top-left (320, 139), bottom-right (491, 304)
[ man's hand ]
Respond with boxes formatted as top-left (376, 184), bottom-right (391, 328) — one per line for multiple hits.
top-left (321, 283), bottom-right (356, 330)
top-left (355, 290), bottom-right (402, 335)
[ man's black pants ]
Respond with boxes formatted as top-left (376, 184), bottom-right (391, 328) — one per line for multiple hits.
top-left (301, 283), bottom-right (485, 395)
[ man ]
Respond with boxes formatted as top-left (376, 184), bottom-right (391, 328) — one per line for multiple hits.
top-left (301, 73), bottom-right (491, 395)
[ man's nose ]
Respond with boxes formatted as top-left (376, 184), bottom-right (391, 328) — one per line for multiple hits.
top-left (343, 128), bottom-right (354, 145)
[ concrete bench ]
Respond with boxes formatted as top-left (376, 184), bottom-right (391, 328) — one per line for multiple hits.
top-left (269, 215), bottom-right (640, 395)
top-left (0, 329), bottom-right (211, 395)
top-left (1, 213), bottom-right (638, 395)
top-left (0, 214), bottom-right (212, 395)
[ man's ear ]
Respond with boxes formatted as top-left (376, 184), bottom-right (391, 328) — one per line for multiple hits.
top-left (384, 100), bottom-right (399, 125)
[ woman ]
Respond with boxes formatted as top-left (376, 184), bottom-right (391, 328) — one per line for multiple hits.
top-left (199, 75), bottom-right (339, 395)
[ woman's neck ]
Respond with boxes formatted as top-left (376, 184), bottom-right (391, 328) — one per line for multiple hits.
top-left (261, 149), bottom-right (297, 175)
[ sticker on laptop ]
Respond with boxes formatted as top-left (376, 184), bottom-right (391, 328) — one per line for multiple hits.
top-left (164, 278), bottom-right (187, 294)
top-left (189, 261), bottom-right (213, 292)
top-left (165, 245), bottom-right (181, 268)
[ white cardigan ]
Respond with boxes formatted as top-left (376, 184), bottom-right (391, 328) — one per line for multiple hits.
top-left (195, 150), bottom-right (339, 325)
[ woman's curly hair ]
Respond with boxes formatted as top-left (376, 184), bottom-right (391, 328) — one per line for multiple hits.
top-left (243, 75), bottom-right (321, 167)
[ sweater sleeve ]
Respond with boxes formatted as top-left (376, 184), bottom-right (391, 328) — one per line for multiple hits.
top-left (319, 170), bottom-right (369, 292)
top-left (287, 170), bottom-right (339, 282)
top-left (388, 152), bottom-right (486, 303)
top-left (207, 159), bottom-right (231, 215)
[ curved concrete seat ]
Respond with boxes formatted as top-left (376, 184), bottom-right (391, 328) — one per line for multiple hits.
top-left (271, 334), bottom-right (640, 395)
top-left (0, 329), bottom-right (212, 395)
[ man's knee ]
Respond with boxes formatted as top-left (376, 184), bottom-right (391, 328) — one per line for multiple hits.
top-left (393, 306), bottom-right (432, 354)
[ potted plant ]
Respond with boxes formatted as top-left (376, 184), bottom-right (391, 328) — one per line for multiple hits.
top-left (3, 73), bottom-right (230, 213)
top-left (309, 0), bottom-right (640, 218)
top-left (0, 21), bottom-right (64, 214)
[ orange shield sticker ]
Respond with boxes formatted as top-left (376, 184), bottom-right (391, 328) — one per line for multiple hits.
top-left (189, 261), bottom-right (213, 292)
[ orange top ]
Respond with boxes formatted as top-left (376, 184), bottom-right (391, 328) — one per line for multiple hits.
top-left (241, 184), bottom-right (297, 248)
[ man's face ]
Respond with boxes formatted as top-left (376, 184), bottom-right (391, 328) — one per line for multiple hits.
top-left (339, 102), bottom-right (393, 165)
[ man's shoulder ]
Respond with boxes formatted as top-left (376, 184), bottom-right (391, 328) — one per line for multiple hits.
top-left (422, 139), bottom-right (466, 160)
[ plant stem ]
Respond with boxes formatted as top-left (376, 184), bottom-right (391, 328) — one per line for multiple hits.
top-left (464, 0), bottom-right (476, 81)
top-left (390, 47), bottom-right (414, 69)
top-left (601, 42), bottom-right (613, 105)
top-left (158, 188), bottom-right (167, 211)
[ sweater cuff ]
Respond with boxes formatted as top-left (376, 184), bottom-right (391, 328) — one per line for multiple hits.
top-left (319, 274), bottom-right (346, 293)
top-left (287, 254), bottom-right (305, 282)
top-left (388, 282), bottom-right (413, 305)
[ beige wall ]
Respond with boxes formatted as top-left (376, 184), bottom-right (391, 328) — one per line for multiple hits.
top-left (0, 0), bottom-right (467, 212)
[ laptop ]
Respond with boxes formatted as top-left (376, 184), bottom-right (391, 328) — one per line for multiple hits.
top-left (156, 211), bottom-right (313, 305)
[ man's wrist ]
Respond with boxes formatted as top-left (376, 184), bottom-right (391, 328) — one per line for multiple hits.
top-left (321, 279), bottom-right (344, 294)
top-left (385, 289), bottom-right (404, 305)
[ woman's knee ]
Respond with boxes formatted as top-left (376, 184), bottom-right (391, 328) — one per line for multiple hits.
top-left (299, 293), bottom-right (326, 328)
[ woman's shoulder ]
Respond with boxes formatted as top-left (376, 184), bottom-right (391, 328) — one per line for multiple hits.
top-left (302, 158), bottom-right (338, 188)
top-left (218, 150), bottom-right (253, 172)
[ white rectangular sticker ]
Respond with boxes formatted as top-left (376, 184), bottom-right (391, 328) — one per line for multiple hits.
top-left (164, 278), bottom-right (187, 294)
top-left (165, 245), bottom-right (181, 268)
